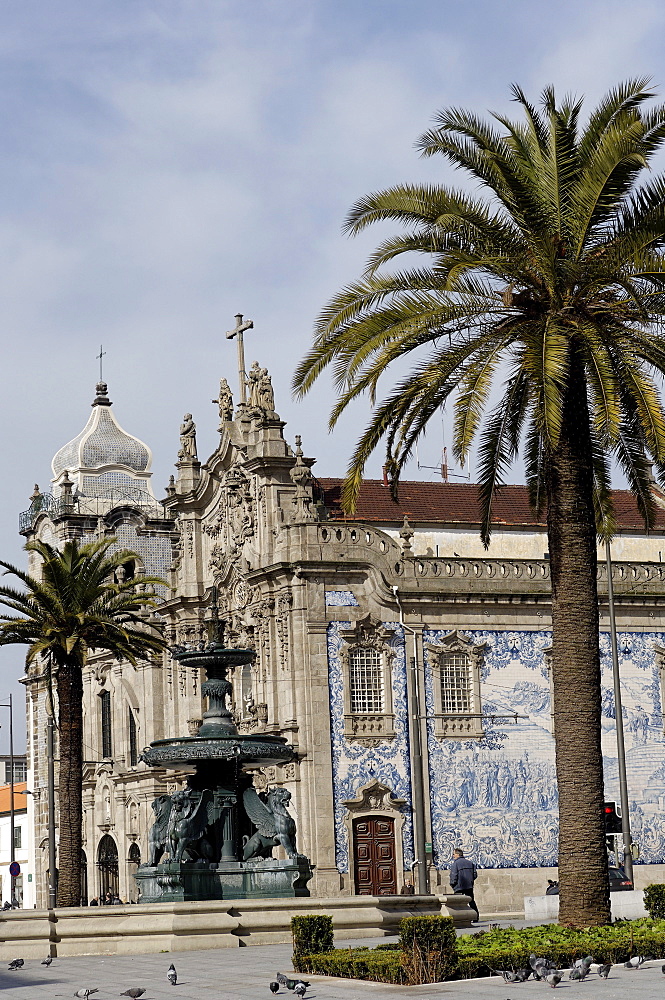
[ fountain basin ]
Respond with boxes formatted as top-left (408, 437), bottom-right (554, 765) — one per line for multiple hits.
top-left (141, 734), bottom-right (296, 769)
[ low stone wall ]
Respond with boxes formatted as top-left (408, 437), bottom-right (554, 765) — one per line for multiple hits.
top-left (0, 894), bottom-right (472, 959)
top-left (525, 891), bottom-right (648, 922)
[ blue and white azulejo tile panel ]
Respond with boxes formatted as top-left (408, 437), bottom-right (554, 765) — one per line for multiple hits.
top-left (327, 621), bottom-right (413, 873)
top-left (424, 628), bottom-right (665, 872)
top-left (325, 591), bottom-right (359, 607)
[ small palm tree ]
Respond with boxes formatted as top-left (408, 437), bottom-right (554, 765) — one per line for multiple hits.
top-left (0, 537), bottom-right (167, 906)
top-left (294, 80), bottom-right (665, 926)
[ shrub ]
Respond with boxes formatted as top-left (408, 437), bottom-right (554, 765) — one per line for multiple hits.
top-left (291, 915), bottom-right (334, 957)
top-left (293, 949), bottom-right (404, 983)
top-left (399, 915), bottom-right (458, 984)
top-left (644, 885), bottom-right (665, 921)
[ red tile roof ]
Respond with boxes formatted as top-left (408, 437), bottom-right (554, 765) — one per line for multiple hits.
top-left (0, 781), bottom-right (27, 815)
top-left (317, 479), bottom-right (665, 530)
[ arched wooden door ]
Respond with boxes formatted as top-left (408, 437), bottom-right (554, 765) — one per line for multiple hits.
top-left (97, 835), bottom-right (119, 899)
top-left (352, 816), bottom-right (397, 895)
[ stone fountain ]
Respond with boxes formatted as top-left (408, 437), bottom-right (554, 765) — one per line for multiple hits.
top-left (135, 616), bottom-right (313, 902)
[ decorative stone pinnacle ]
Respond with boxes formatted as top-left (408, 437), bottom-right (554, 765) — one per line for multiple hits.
top-left (399, 514), bottom-right (414, 551)
top-left (92, 381), bottom-right (112, 407)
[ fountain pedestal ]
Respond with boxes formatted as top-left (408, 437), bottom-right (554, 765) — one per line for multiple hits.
top-left (136, 639), bottom-right (313, 903)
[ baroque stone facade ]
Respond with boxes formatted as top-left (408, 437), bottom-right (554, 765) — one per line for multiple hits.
top-left (19, 373), bottom-right (665, 911)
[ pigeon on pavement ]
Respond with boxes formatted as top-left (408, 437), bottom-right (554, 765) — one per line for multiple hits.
top-left (569, 965), bottom-right (589, 981)
top-left (545, 972), bottom-right (562, 988)
top-left (624, 956), bottom-right (647, 969)
top-left (8, 959), bottom-right (24, 970)
top-left (42, 956), bottom-right (53, 966)
top-left (167, 963), bottom-right (177, 986)
top-left (74, 991), bottom-right (98, 999)
top-left (120, 991), bottom-right (146, 998)
top-left (276, 973), bottom-right (289, 985)
top-left (294, 984), bottom-right (307, 998)
top-left (492, 969), bottom-right (520, 983)
top-left (270, 984), bottom-right (280, 994)
top-left (599, 964), bottom-right (612, 979)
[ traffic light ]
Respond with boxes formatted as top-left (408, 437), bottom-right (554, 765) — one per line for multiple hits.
top-left (604, 801), bottom-right (622, 834)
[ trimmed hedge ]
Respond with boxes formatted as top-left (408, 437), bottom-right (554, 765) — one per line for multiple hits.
top-left (644, 884), bottom-right (665, 920)
top-left (399, 916), bottom-right (458, 984)
top-left (291, 915), bottom-right (334, 957)
top-left (293, 918), bottom-right (665, 984)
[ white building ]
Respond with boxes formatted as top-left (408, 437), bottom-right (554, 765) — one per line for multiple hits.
top-left (0, 780), bottom-right (35, 908)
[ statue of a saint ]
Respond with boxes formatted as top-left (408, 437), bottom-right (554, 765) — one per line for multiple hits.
top-left (178, 413), bottom-right (198, 461)
top-left (213, 378), bottom-right (233, 424)
top-left (259, 371), bottom-right (275, 413)
top-left (247, 361), bottom-right (265, 409)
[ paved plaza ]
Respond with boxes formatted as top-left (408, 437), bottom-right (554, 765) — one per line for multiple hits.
top-left (0, 932), bottom-right (663, 1000)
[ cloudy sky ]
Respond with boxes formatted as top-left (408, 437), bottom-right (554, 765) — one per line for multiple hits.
top-left (1, 0), bottom-right (665, 741)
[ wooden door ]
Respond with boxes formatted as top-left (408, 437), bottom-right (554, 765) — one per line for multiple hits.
top-left (352, 816), bottom-right (397, 895)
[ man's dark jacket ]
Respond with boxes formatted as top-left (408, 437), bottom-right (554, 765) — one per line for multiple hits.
top-left (450, 857), bottom-right (476, 892)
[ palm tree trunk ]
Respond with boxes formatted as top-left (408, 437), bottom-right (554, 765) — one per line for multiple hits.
top-left (56, 658), bottom-right (84, 906)
top-left (546, 344), bottom-right (611, 927)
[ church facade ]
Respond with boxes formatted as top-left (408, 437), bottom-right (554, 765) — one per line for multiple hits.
top-left (20, 371), bottom-right (665, 913)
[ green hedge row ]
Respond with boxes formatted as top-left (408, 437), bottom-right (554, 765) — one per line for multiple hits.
top-left (294, 918), bottom-right (665, 984)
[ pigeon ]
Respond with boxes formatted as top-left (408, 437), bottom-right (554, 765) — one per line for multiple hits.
top-left (492, 969), bottom-right (521, 983)
top-left (167, 963), bottom-right (177, 986)
top-left (598, 964), bottom-right (612, 979)
top-left (8, 959), bottom-right (24, 970)
top-left (624, 956), bottom-right (647, 970)
top-left (42, 956), bottom-right (53, 966)
top-left (74, 992), bottom-right (99, 999)
top-left (270, 984), bottom-right (280, 994)
top-left (545, 972), bottom-right (562, 988)
top-left (276, 973), bottom-right (288, 986)
top-left (568, 965), bottom-right (589, 981)
top-left (120, 991), bottom-right (146, 999)
top-left (574, 955), bottom-right (594, 968)
top-left (293, 985), bottom-right (307, 998)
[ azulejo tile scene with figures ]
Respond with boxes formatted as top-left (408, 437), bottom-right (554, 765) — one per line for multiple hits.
top-left (17, 361), bottom-right (665, 912)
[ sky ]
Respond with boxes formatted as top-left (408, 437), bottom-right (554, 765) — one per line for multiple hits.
top-left (1, 0), bottom-right (665, 745)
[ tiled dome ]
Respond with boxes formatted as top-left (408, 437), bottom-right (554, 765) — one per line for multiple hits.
top-left (51, 382), bottom-right (152, 481)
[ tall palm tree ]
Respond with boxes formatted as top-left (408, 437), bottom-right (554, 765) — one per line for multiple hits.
top-left (0, 537), bottom-right (167, 906)
top-left (294, 80), bottom-right (665, 926)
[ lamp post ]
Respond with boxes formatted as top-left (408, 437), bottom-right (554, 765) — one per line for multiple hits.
top-left (0, 693), bottom-right (16, 906)
top-left (604, 539), bottom-right (634, 882)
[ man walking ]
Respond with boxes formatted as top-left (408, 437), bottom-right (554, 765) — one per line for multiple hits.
top-left (449, 847), bottom-right (479, 921)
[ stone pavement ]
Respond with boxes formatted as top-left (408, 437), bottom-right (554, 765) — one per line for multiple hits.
top-left (0, 933), bottom-right (662, 1000)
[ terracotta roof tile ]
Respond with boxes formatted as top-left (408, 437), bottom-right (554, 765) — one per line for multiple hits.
top-left (0, 781), bottom-right (27, 815)
top-left (316, 479), bottom-right (665, 530)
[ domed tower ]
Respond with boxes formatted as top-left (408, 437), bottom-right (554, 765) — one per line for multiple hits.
top-left (20, 382), bottom-right (180, 908)
top-left (51, 380), bottom-right (154, 503)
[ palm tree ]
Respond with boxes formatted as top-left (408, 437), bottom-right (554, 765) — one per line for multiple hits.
top-left (294, 80), bottom-right (665, 926)
top-left (0, 537), bottom-right (167, 906)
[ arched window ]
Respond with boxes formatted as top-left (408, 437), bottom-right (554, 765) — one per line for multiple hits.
top-left (127, 708), bottom-right (137, 767)
top-left (126, 842), bottom-right (141, 903)
top-left (100, 690), bottom-right (112, 759)
top-left (97, 835), bottom-right (119, 899)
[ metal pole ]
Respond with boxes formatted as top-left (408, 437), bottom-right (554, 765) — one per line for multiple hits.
top-left (9, 693), bottom-right (15, 905)
top-left (605, 539), bottom-right (634, 882)
top-left (47, 715), bottom-right (57, 908)
top-left (394, 587), bottom-right (430, 895)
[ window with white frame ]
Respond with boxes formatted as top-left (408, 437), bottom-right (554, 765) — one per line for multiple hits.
top-left (424, 631), bottom-right (487, 739)
top-left (340, 615), bottom-right (396, 742)
top-left (349, 647), bottom-right (384, 714)
top-left (439, 651), bottom-right (472, 714)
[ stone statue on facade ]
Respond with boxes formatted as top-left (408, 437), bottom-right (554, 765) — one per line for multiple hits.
top-left (259, 370), bottom-right (275, 413)
top-left (213, 378), bottom-right (234, 425)
top-left (178, 414), bottom-right (198, 461)
top-left (242, 786), bottom-right (299, 860)
top-left (247, 361), bottom-right (266, 410)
